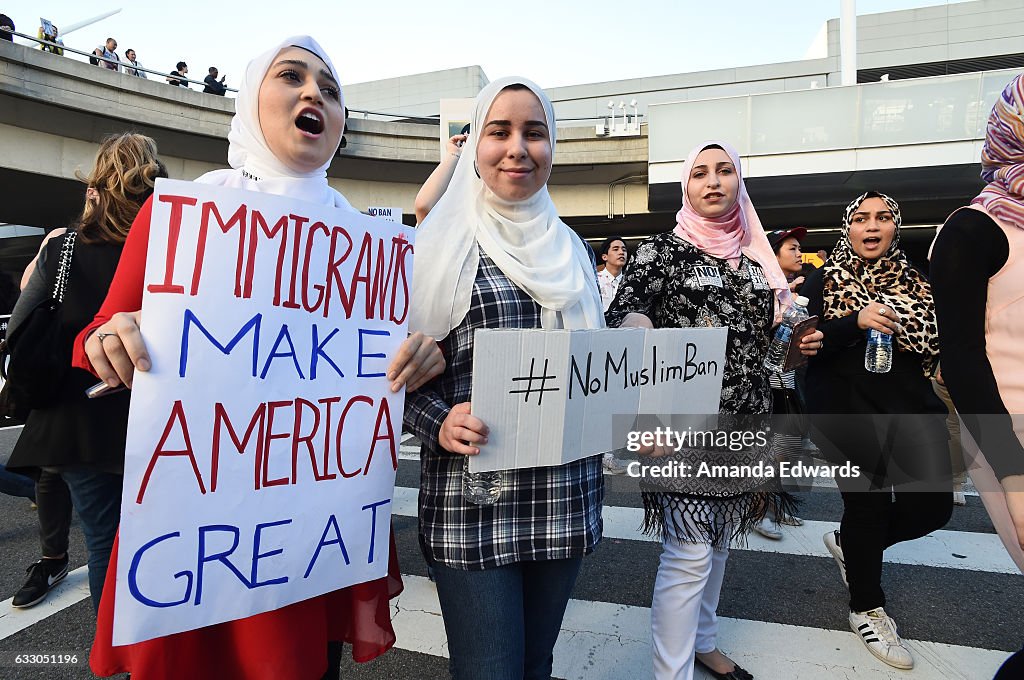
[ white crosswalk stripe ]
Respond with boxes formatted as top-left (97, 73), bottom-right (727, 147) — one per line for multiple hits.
top-left (1, 473), bottom-right (1017, 679)
top-left (391, 574), bottom-right (1007, 680)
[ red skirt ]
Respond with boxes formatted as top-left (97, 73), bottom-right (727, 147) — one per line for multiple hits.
top-left (90, 528), bottom-right (403, 679)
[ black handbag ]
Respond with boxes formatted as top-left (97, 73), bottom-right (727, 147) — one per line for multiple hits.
top-left (0, 231), bottom-right (77, 418)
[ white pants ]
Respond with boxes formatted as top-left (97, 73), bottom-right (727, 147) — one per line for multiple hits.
top-left (651, 536), bottom-right (729, 680)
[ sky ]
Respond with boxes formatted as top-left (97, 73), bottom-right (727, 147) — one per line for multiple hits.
top-left (5, 0), bottom-right (966, 98)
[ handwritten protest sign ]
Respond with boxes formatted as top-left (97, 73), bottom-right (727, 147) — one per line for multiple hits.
top-left (114, 179), bottom-right (413, 645)
top-left (469, 328), bottom-right (727, 472)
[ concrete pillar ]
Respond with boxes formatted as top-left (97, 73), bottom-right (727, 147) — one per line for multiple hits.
top-left (840, 0), bottom-right (857, 86)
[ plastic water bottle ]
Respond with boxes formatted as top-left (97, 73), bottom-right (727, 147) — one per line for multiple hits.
top-left (764, 296), bottom-right (810, 373)
top-left (463, 460), bottom-right (502, 505)
top-left (864, 329), bottom-right (893, 373)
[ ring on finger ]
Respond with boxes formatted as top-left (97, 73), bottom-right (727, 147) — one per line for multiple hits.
top-left (96, 331), bottom-right (115, 342)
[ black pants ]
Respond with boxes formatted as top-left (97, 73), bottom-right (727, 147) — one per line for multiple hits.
top-left (836, 483), bottom-right (952, 612)
top-left (36, 469), bottom-right (72, 558)
top-left (994, 647), bottom-right (1024, 679)
top-left (827, 417), bottom-right (953, 613)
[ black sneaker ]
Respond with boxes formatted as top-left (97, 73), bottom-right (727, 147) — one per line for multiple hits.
top-left (12, 556), bottom-right (69, 608)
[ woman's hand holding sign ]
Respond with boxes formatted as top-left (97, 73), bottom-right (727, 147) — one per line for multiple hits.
top-left (387, 332), bottom-right (445, 392)
top-left (439, 402), bottom-right (489, 455)
top-left (86, 310), bottom-right (149, 389)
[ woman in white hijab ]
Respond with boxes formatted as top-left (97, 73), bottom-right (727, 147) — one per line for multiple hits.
top-left (75, 36), bottom-right (442, 680)
top-left (405, 77), bottom-right (605, 679)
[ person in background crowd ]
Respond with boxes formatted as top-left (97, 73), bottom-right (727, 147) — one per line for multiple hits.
top-left (413, 131), bottom-right (468, 223)
top-left (203, 66), bottom-right (227, 95)
top-left (0, 464), bottom-right (36, 502)
top-left (606, 141), bottom-right (821, 680)
top-left (930, 72), bottom-right (1024, 679)
top-left (6, 134), bottom-right (167, 611)
top-left (166, 60), bottom-right (188, 87)
top-left (597, 236), bottom-right (628, 310)
top-left (754, 227), bottom-right (812, 541)
top-left (123, 49), bottom-right (146, 78)
top-left (93, 38), bottom-right (119, 71)
top-left (803, 191), bottom-right (952, 671)
top-left (0, 13), bottom-right (14, 40)
top-left (408, 76), bottom-right (605, 680)
top-left (0, 264), bottom-right (36, 503)
top-left (767, 227), bottom-right (806, 294)
top-left (37, 24), bottom-right (63, 55)
top-left (76, 36), bottom-right (443, 680)
top-left (596, 236), bottom-right (630, 475)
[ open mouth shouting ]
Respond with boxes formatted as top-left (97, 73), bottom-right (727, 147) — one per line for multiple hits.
top-left (295, 108), bottom-right (325, 137)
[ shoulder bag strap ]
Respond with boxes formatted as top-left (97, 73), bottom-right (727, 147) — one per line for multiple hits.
top-left (49, 231), bottom-right (77, 307)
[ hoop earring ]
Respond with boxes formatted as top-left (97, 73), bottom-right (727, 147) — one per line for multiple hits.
top-left (474, 161), bottom-right (480, 179)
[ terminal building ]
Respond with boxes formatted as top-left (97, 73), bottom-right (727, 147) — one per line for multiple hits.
top-left (1, 0), bottom-right (1023, 296)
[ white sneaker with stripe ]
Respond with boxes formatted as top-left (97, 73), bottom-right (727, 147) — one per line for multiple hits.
top-left (849, 607), bottom-right (915, 670)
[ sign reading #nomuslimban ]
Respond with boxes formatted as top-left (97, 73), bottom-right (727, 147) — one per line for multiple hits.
top-left (115, 179), bottom-right (413, 645)
top-left (469, 328), bottom-right (727, 472)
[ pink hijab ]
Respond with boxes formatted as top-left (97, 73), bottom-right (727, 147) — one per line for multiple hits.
top-left (674, 141), bottom-right (792, 312)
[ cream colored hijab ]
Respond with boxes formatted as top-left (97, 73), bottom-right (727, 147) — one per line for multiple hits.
top-left (195, 35), bottom-right (356, 211)
top-left (410, 76), bottom-right (604, 340)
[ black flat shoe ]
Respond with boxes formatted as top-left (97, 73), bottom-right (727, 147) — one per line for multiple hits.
top-left (695, 656), bottom-right (754, 680)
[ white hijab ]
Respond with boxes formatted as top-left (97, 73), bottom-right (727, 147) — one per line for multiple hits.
top-left (196, 35), bottom-right (355, 211)
top-left (410, 76), bottom-right (605, 340)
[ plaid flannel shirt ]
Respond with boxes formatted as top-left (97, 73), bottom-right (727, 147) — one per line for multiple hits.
top-left (404, 247), bottom-right (604, 570)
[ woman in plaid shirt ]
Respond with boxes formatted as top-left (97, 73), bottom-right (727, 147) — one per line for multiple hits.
top-left (407, 76), bottom-right (606, 679)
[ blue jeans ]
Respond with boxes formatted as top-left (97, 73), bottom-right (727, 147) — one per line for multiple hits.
top-left (433, 557), bottom-right (583, 680)
top-left (59, 467), bottom-right (122, 612)
top-left (0, 464), bottom-right (35, 501)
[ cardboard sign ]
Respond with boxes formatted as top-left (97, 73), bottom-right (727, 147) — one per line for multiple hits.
top-left (468, 328), bottom-right (727, 472)
top-left (115, 179), bottom-right (414, 645)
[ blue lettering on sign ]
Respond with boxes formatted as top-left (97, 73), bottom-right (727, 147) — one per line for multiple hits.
top-left (195, 525), bottom-right (252, 605)
top-left (357, 329), bottom-right (390, 378)
top-left (311, 325), bottom-right (344, 379)
top-left (361, 499), bottom-right (391, 564)
top-left (180, 310), bottom-right (262, 377)
top-left (250, 519), bottom-right (292, 589)
top-left (260, 325), bottom-right (304, 379)
top-left (304, 514), bottom-right (352, 578)
top-left (128, 531), bottom-right (193, 608)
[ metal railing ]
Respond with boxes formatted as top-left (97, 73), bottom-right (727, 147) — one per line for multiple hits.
top-left (3, 28), bottom-right (647, 128)
top-left (2, 28), bottom-right (237, 94)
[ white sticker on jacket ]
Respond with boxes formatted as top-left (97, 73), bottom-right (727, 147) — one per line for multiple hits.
top-left (690, 265), bottom-right (723, 289)
top-left (749, 264), bottom-right (771, 290)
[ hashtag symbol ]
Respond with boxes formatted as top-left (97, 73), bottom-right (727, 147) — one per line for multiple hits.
top-left (509, 357), bottom-right (560, 406)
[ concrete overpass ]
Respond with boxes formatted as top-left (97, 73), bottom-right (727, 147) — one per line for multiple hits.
top-left (1, 36), bottom-right (1017, 271)
top-left (0, 39), bottom-right (650, 247)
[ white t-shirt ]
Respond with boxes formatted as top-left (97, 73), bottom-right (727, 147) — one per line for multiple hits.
top-left (597, 268), bottom-right (622, 312)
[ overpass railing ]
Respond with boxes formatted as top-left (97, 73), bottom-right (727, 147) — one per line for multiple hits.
top-left (1, 28), bottom-right (238, 93)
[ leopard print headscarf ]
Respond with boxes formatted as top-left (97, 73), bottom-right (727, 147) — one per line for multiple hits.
top-left (823, 191), bottom-right (939, 376)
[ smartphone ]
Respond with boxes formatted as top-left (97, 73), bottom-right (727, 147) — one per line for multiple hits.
top-left (782, 315), bottom-right (819, 372)
top-left (85, 381), bottom-right (128, 399)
